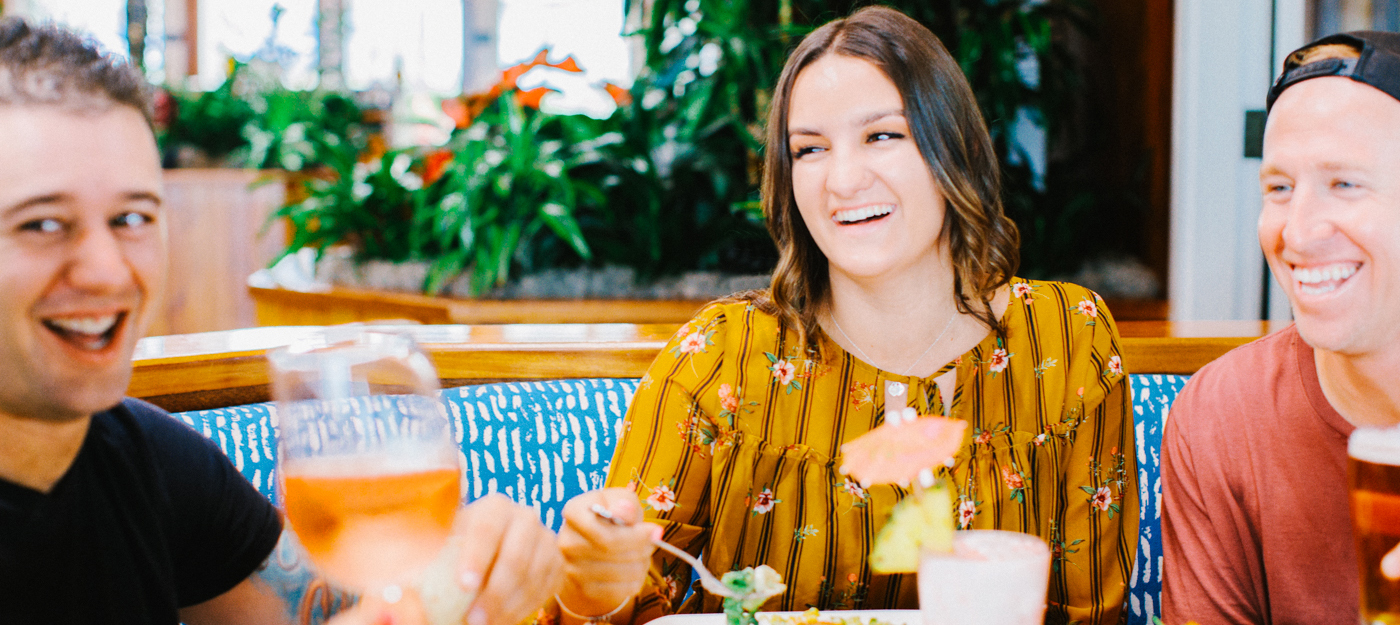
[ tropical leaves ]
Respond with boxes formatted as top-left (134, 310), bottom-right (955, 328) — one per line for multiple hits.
top-left (272, 93), bottom-right (594, 296)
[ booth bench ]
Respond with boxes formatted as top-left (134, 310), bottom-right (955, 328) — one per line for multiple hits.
top-left (131, 320), bottom-right (1280, 625)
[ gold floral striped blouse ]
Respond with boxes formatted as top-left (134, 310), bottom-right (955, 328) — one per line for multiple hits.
top-left (607, 280), bottom-right (1137, 625)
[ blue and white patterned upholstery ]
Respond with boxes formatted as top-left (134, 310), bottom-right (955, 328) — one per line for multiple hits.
top-left (171, 379), bottom-right (638, 531)
top-left (441, 379), bottom-right (637, 530)
top-left (171, 403), bottom-right (280, 500)
top-left (171, 374), bottom-right (1185, 622)
top-left (1126, 374), bottom-right (1188, 625)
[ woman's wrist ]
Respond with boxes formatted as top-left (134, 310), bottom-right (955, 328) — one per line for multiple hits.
top-left (556, 577), bottom-right (640, 616)
top-left (556, 591), bottom-right (635, 624)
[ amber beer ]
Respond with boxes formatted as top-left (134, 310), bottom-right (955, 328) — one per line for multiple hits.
top-left (283, 455), bottom-right (460, 591)
top-left (1349, 427), bottom-right (1400, 622)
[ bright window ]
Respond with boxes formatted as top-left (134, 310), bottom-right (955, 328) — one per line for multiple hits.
top-left (196, 0), bottom-right (319, 89)
top-left (497, 0), bottom-right (630, 117)
top-left (18, 0), bottom-right (127, 58)
top-left (343, 0), bottom-right (464, 94)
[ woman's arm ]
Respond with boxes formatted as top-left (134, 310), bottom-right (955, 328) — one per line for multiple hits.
top-left (1053, 295), bottom-right (1138, 625)
top-left (560, 307), bottom-right (732, 623)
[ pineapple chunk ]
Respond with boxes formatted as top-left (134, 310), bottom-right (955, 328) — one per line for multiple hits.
top-left (870, 482), bottom-right (954, 573)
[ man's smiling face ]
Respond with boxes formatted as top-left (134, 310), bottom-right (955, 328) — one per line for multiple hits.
top-left (0, 104), bottom-right (165, 422)
top-left (1259, 77), bottom-right (1400, 357)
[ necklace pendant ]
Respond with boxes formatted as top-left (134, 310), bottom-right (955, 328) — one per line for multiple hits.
top-left (885, 380), bottom-right (909, 421)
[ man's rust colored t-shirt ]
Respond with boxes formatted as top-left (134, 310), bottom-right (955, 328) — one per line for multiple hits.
top-left (1162, 324), bottom-right (1359, 624)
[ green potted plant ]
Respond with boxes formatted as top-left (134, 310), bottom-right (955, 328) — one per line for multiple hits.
top-left (270, 55), bottom-right (595, 298)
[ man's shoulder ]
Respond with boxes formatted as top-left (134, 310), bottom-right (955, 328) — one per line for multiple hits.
top-left (1194, 325), bottom-right (1299, 383)
top-left (1172, 326), bottom-right (1304, 429)
top-left (93, 398), bottom-right (228, 468)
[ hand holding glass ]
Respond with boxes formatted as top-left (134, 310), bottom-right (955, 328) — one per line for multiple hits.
top-left (270, 330), bottom-right (460, 601)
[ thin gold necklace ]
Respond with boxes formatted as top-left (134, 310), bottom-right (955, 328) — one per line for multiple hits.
top-left (831, 310), bottom-right (956, 376)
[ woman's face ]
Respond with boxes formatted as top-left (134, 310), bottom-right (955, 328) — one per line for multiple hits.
top-left (787, 54), bottom-right (948, 283)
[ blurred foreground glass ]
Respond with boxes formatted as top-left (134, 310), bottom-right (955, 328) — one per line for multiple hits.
top-left (269, 329), bottom-right (460, 601)
top-left (918, 530), bottom-right (1051, 625)
top-left (1350, 427), bottom-right (1400, 624)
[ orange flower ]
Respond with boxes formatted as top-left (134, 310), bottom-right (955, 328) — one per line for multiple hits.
top-left (499, 49), bottom-right (582, 92)
top-left (678, 332), bottom-right (707, 355)
top-left (423, 149), bottom-right (453, 185)
top-left (1105, 355), bottom-right (1123, 376)
top-left (987, 348), bottom-right (1011, 373)
top-left (647, 484), bottom-right (678, 512)
top-left (752, 488), bottom-right (779, 514)
top-left (441, 96), bottom-right (467, 128)
top-left (1000, 465), bottom-right (1024, 490)
top-left (602, 82), bottom-right (633, 107)
top-left (499, 50), bottom-right (548, 91)
top-left (770, 360), bottom-right (796, 386)
top-left (552, 55), bottom-right (582, 72)
top-left (718, 384), bottom-right (740, 413)
top-left (1091, 486), bottom-right (1113, 511)
top-left (957, 499), bottom-right (977, 529)
top-left (514, 86), bottom-right (556, 109)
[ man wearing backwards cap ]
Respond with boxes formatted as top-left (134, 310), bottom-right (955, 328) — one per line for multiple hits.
top-left (1162, 31), bottom-right (1400, 623)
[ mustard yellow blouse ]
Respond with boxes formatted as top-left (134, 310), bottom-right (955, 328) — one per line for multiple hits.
top-left (607, 280), bottom-right (1137, 625)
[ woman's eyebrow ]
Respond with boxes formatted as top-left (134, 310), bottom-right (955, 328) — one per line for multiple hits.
top-left (857, 109), bottom-right (904, 126)
top-left (788, 109), bottom-right (907, 138)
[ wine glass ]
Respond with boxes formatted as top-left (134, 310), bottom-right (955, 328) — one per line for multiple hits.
top-left (269, 328), bottom-right (460, 603)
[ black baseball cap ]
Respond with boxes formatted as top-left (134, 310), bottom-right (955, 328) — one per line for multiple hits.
top-left (1266, 30), bottom-right (1400, 113)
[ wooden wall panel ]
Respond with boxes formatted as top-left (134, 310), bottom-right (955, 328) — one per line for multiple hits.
top-left (149, 169), bottom-right (286, 337)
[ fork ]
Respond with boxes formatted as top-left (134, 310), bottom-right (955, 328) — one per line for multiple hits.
top-left (589, 504), bottom-right (739, 599)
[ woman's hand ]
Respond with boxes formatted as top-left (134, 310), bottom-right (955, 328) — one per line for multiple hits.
top-left (557, 488), bottom-right (661, 618)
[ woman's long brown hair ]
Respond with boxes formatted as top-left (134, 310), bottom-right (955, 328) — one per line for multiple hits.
top-left (753, 5), bottom-right (1020, 351)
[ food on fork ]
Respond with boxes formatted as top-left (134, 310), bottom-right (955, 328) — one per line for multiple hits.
top-left (721, 565), bottom-right (787, 625)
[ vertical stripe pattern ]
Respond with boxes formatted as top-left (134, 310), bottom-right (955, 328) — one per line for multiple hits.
top-left (607, 281), bottom-right (1138, 624)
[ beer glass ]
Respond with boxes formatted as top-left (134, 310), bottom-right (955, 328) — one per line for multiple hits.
top-left (269, 329), bottom-right (460, 602)
top-left (1349, 426), bottom-right (1400, 622)
top-left (918, 529), bottom-right (1052, 625)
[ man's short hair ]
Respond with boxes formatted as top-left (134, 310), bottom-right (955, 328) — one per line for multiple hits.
top-left (0, 17), bottom-right (152, 123)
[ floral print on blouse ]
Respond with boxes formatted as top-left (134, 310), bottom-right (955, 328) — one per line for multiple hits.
top-left (606, 280), bottom-right (1137, 625)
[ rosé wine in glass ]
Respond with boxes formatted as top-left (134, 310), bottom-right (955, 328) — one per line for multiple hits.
top-left (270, 329), bottom-right (460, 599)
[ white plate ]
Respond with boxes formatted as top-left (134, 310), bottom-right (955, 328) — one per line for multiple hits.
top-left (650, 610), bottom-right (921, 625)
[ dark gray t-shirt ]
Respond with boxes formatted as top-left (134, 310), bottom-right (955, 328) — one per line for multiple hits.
top-left (0, 398), bottom-right (283, 623)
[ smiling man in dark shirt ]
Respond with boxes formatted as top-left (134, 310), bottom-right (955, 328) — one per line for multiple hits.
top-left (0, 18), bottom-right (562, 624)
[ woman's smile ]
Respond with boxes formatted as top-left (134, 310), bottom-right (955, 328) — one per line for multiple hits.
top-left (831, 203), bottom-right (895, 225)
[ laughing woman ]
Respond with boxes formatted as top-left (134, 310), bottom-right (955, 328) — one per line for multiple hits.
top-left (555, 7), bottom-right (1137, 625)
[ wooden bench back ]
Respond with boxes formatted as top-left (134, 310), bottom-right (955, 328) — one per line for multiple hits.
top-left (130, 321), bottom-right (1282, 412)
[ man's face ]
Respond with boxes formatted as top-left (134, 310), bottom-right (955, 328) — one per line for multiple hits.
top-left (0, 105), bottom-right (165, 422)
top-left (1259, 77), bottom-right (1400, 356)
